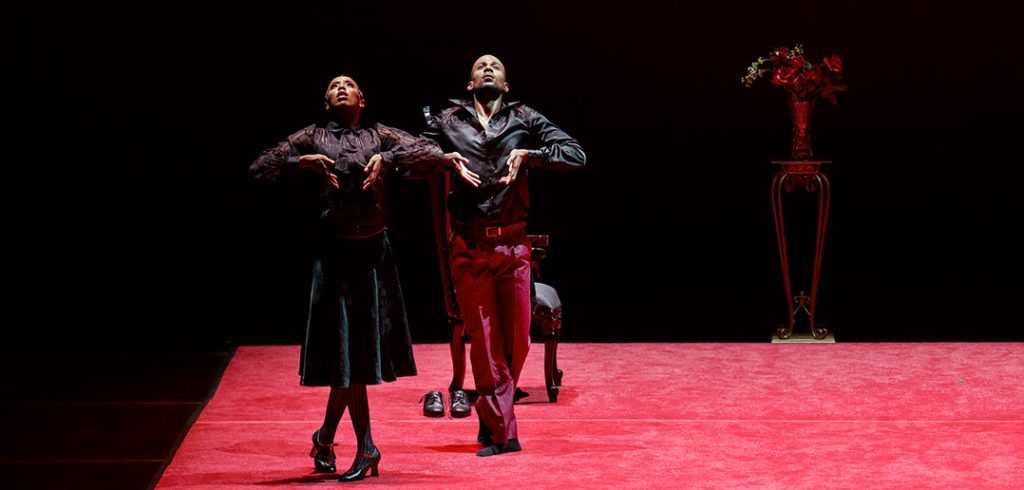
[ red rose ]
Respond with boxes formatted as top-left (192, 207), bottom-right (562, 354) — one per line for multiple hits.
top-left (775, 47), bottom-right (790, 58)
top-left (790, 55), bottom-right (806, 68)
top-left (800, 67), bottom-right (822, 83)
top-left (823, 54), bottom-right (843, 73)
top-left (772, 66), bottom-right (798, 86)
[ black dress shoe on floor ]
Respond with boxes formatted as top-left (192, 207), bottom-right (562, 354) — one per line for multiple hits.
top-left (513, 387), bottom-right (529, 402)
top-left (450, 390), bottom-right (471, 418)
top-left (476, 438), bottom-right (521, 457)
top-left (421, 391), bottom-right (444, 417)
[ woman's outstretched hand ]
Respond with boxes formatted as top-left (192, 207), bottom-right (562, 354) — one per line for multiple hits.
top-left (298, 154), bottom-right (339, 189)
top-left (363, 154), bottom-right (384, 190)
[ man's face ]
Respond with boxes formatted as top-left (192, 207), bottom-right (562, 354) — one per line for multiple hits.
top-left (325, 76), bottom-right (365, 112)
top-left (467, 55), bottom-right (509, 95)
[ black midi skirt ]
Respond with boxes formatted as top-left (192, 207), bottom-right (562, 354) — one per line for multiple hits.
top-left (298, 231), bottom-right (417, 387)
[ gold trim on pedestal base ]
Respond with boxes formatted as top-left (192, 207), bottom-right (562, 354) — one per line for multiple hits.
top-left (771, 332), bottom-right (835, 343)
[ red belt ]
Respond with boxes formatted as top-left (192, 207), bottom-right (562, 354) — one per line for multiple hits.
top-left (453, 221), bottom-right (527, 238)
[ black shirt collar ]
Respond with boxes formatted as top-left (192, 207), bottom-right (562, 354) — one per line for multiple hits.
top-left (326, 119), bottom-right (362, 134)
top-left (450, 98), bottom-right (522, 115)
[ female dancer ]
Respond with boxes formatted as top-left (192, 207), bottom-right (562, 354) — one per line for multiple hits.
top-left (250, 74), bottom-right (468, 481)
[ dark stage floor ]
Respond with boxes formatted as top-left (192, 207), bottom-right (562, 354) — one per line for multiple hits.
top-left (0, 347), bottom-right (234, 490)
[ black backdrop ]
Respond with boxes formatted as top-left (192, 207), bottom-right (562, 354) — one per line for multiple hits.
top-left (7, 1), bottom-right (1021, 347)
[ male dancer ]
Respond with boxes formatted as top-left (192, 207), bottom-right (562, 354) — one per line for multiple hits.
top-left (423, 54), bottom-right (585, 456)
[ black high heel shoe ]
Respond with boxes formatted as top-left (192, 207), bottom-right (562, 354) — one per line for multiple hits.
top-left (309, 430), bottom-right (337, 473)
top-left (339, 446), bottom-right (380, 482)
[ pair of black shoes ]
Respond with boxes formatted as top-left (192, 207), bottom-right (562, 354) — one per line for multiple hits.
top-left (421, 390), bottom-right (471, 418)
top-left (310, 430), bottom-right (381, 481)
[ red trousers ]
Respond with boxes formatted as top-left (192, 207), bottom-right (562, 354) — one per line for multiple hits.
top-left (450, 230), bottom-right (532, 444)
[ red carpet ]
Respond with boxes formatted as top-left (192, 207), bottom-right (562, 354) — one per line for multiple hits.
top-left (156, 343), bottom-right (1024, 488)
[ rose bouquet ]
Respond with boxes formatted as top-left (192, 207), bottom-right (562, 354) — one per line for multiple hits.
top-left (742, 45), bottom-right (847, 159)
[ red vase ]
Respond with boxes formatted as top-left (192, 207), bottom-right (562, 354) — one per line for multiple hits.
top-left (788, 96), bottom-right (815, 160)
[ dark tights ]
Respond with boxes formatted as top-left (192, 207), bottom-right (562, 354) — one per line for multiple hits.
top-left (318, 383), bottom-right (374, 453)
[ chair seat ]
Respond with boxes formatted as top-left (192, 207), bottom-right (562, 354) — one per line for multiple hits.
top-left (532, 282), bottom-right (562, 339)
top-left (534, 282), bottom-right (561, 310)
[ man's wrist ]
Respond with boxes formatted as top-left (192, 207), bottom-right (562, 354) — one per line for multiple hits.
top-left (526, 149), bottom-right (545, 166)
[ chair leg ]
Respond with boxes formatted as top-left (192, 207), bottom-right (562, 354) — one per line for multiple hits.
top-left (534, 283), bottom-right (563, 403)
top-left (448, 318), bottom-right (466, 392)
top-left (544, 338), bottom-right (558, 402)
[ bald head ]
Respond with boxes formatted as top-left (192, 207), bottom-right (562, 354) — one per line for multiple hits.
top-left (470, 55), bottom-right (506, 78)
top-left (467, 54), bottom-right (509, 97)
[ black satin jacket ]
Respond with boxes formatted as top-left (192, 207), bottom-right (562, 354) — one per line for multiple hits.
top-left (423, 99), bottom-right (585, 225)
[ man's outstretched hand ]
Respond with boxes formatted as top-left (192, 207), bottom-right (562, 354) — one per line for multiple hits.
top-left (444, 152), bottom-right (481, 187)
top-left (499, 149), bottom-right (528, 185)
